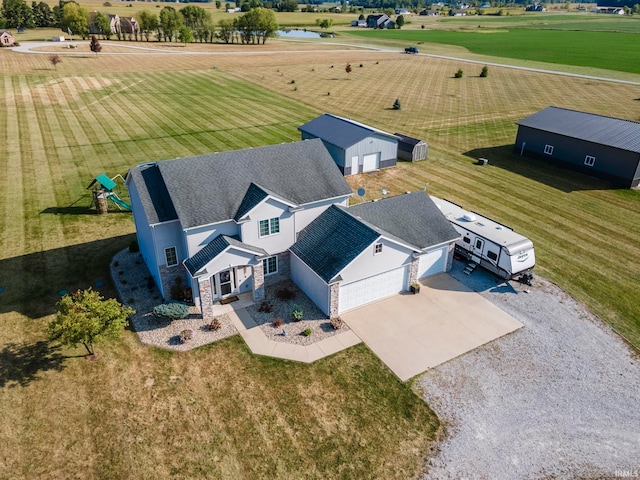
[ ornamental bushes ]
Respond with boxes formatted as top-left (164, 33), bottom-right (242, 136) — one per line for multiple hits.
top-left (153, 301), bottom-right (189, 321)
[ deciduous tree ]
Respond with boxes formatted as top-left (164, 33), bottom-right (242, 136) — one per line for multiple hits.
top-left (61, 1), bottom-right (89, 39)
top-left (89, 35), bottom-right (101, 55)
top-left (49, 53), bottom-right (61, 69)
top-left (177, 24), bottom-right (193, 45)
top-left (159, 6), bottom-right (181, 42)
top-left (2, 0), bottom-right (34, 28)
top-left (93, 11), bottom-right (111, 39)
top-left (138, 9), bottom-right (158, 42)
top-left (47, 289), bottom-right (134, 356)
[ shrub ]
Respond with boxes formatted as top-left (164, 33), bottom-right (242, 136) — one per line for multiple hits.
top-left (359, 63), bottom-right (363, 68)
top-left (330, 316), bottom-right (344, 330)
top-left (393, 98), bottom-right (401, 110)
top-left (290, 79), bottom-right (295, 84)
top-left (153, 302), bottom-right (189, 321)
top-left (303, 328), bottom-right (312, 337)
top-left (129, 240), bottom-right (139, 252)
top-left (258, 301), bottom-right (273, 313)
top-left (103, 1), bottom-right (112, 5)
top-left (276, 287), bottom-right (296, 301)
top-left (13, 41), bottom-right (20, 46)
top-left (292, 305), bottom-right (303, 321)
top-left (180, 329), bottom-right (193, 343)
top-left (480, 66), bottom-right (489, 77)
top-left (454, 69), bottom-right (463, 78)
top-left (209, 317), bottom-right (222, 331)
top-left (272, 317), bottom-right (283, 327)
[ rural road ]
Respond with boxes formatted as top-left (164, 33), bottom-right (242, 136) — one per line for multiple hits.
top-left (11, 40), bottom-right (640, 86)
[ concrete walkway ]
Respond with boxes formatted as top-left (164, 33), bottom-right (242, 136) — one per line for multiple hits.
top-left (342, 273), bottom-right (523, 381)
top-left (227, 307), bottom-right (361, 363)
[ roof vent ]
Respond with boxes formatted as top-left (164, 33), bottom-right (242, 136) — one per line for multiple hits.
top-left (462, 213), bottom-right (476, 222)
top-left (496, 225), bottom-right (503, 230)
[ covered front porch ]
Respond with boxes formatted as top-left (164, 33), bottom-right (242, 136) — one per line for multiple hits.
top-left (183, 235), bottom-right (268, 320)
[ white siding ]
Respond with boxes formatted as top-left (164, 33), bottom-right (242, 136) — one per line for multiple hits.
top-left (185, 221), bottom-right (238, 257)
top-left (294, 196), bottom-right (350, 236)
top-left (290, 252), bottom-right (330, 316)
top-left (202, 248), bottom-right (257, 278)
top-left (417, 246), bottom-right (448, 279)
top-left (339, 237), bottom-right (413, 284)
top-left (240, 198), bottom-right (294, 254)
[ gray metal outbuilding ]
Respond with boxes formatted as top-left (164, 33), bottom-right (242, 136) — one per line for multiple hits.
top-left (299, 114), bottom-right (399, 176)
top-left (515, 106), bottom-right (640, 188)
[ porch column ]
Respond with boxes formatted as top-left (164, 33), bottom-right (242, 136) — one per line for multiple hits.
top-left (446, 243), bottom-right (455, 271)
top-left (252, 262), bottom-right (265, 302)
top-left (199, 277), bottom-right (214, 320)
top-left (329, 282), bottom-right (340, 318)
top-left (408, 257), bottom-right (420, 285)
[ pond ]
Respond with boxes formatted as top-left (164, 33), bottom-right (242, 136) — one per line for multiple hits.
top-left (276, 29), bottom-right (333, 38)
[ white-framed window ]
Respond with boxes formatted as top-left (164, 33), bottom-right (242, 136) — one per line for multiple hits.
top-left (584, 155), bottom-right (595, 167)
top-left (259, 217), bottom-right (280, 237)
top-left (544, 144), bottom-right (554, 155)
top-left (262, 256), bottom-right (278, 276)
top-left (164, 246), bottom-right (178, 267)
top-left (374, 243), bottom-right (383, 255)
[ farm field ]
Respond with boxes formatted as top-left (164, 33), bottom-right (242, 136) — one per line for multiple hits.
top-left (1, 30), bottom-right (640, 478)
top-left (347, 28), bottom-right (640, 74)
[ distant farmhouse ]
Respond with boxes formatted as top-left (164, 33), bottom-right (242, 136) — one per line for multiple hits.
top-left (525, 3), bottom-right (546, 11)
top-left (89, 13), bottom-right (140, 37)
top-left (299, 114), bottom-right (399, 175)
top-left (0, 30), bottom-right (15, 46)
top-left (366, 14), bottom-right (396, 28)
top-left (515, 106), bottom-right (640, 188)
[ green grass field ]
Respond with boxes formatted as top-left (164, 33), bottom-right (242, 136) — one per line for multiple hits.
top-left (2, 15), bottom-right (640, 478)
top-left (347, 28), bottom-right (640, 74)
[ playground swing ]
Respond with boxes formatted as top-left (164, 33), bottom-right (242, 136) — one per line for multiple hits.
top-left (87, 173), bottom-right (132, 214)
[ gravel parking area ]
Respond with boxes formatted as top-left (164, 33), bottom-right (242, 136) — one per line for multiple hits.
top-left (419, 261), bottom-right (640, 479)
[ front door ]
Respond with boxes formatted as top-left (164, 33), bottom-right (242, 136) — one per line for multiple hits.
top-left (219, 269), bottom-right (234, 296)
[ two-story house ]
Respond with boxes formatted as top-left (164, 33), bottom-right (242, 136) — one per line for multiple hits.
top-left (127, 139), bottom-right (459, 320)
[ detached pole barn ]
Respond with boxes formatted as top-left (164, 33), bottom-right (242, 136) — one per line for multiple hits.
top-left (515, 106), bottom-right (640, 188)
top-left (394, 133), bottom-right (428, 162)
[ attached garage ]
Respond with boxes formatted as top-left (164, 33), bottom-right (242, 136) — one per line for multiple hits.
top-left (339, 266), bottom-right (408, 313)
top-left (417, 247), bottom-right (448, 279)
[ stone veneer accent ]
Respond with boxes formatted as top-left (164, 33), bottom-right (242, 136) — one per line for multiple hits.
top-left (199, 277), bottom-right (213, 320)
top-left (409, 257), bottom-right (420, 285)
top-left (253, 262), bottom-right (265, 302)
top-left (329, 282), bottom-right (340, 318)
top-left (264, 251), bottom-right (291, 286)
top-left (159, 263), bottom-right (187, 301)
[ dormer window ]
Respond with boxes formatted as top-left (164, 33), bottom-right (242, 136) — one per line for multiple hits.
top-left (259, 217), bottom-right (280, 237)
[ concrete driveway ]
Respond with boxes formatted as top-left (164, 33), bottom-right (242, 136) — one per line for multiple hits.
top-left (341, 273), bottom-right (523, 381)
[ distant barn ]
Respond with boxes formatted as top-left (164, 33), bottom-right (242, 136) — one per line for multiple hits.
top-left (515, 106), bottom-right (640, 188)
top-left (394, 133), bottom-right (428, 162)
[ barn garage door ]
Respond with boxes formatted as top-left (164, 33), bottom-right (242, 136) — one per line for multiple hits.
top-left (417, 248), bottom-right (447, 279)
top-left (339, 266), bottom-right (408, 313)
top-left (362, 153), bottom-right (379, 172)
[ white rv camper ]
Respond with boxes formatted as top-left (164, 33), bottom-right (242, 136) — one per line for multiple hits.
top-left (430, 196), bottom-right (535, 279)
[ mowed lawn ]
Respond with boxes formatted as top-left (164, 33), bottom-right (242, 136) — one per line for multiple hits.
top-left (227, 51), bottom-right (640, 347)
top-left (0, 50), bottom-right (439, 479)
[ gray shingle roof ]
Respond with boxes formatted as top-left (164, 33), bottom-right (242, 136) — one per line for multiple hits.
top-left (299, 114), bottom-right (399, 150)
top-left (126, 164), bottom-right (178, 224)
top-left (517, 106), bottom-right (640, 154)
top-left (154, 139), bottom-right (352, 229)
top-left (347, 192), bottom-right (459, 250)
top-left (184, 235), bottom-right (267, 276)
top-left (233, 183), bottom-right (269, 221)
top-left (394, 133), bottom-right (426, 152)
top-left (290, 206), bottom-right (380, 283)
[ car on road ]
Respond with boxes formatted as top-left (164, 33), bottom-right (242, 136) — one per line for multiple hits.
top-left (405, 46), bottom-right (419, 54)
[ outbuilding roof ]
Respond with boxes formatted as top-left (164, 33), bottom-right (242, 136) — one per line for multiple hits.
top-left (517, 106), bottom-right (640, 154)
top-left (298, 114), bottom-right (399, 150)
top-left (128, 139), bottom-right (352, 230)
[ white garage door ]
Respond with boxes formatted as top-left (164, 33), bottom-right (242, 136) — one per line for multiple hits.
top-left (339, 266), bottom-right (408, 313)
top-left (362, 153), bottom-right (379, 172)
top-left (417, 248), bottom-right (447, 279)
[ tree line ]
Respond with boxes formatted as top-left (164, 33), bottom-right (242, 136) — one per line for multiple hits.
top-left (0, 0), bottom-right (279, 44)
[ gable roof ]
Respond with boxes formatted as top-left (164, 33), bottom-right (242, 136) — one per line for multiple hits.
top-left (298, 114), bottom-right (399, 150)
top-left (126, 163), bottom-right (177, 224)
top-left (290, 205), bottom-right (381, 283)
top-left (184, 235), bottom-right (267, 276)
top-left (517, 106), bottom-right (640, 154)
top-left (347, 191), bottom-right (459, 250)
top-left (394, 133), bottom-right (426, 152)
top-left (142, 139), bottom-right (351, 230)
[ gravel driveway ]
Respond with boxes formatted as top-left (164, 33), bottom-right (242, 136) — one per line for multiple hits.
top-left (419, 262), bottom-right (640, 480)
